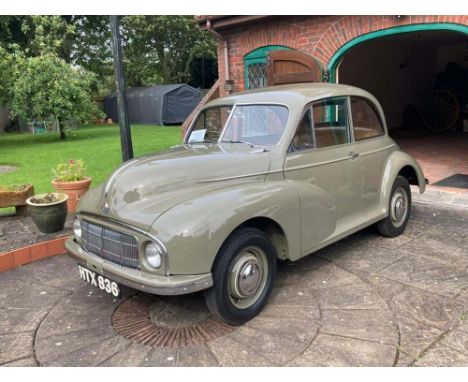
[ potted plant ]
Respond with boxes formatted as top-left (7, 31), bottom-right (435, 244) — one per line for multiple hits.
top-left (51, 159), bottom-right (91, 213)
top-left (26, 193), bottom-right (68, 233)
top-left (0, 184), bottom-right (34, 216)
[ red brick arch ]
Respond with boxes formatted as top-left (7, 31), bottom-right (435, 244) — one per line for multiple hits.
top-left (237, 21), bottom-right (304, 57)
top-left (312, 15), bottom-right (468, 66)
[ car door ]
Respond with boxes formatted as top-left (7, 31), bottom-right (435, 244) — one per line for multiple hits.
top-left (349, 96), bottom-right (392, 219)
top-left (284, 97), bottom-right (363, 255)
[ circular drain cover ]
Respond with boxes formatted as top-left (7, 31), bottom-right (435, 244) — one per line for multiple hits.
top-left (112, 293), bottom-right (235, 348)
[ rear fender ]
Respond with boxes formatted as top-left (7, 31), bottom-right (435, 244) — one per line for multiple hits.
top-left (380, 151), bottom-right (426, 212)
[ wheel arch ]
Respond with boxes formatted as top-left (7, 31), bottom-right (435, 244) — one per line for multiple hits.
top-left (235, 216), bottom-right (289, 260)
top-left (380, 150), bottom-right (426, 212)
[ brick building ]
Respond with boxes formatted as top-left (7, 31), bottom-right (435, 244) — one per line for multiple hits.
top-left (184, 15), bottom-right (468, 190)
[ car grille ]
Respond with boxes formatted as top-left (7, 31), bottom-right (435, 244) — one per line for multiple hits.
top-left (81, 220), bottom-right (140, 269)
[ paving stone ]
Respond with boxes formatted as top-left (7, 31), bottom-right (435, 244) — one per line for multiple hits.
top-left (140, 346), bottom-right (179, 367)
top-left (320, 308), bottom-right (397, 345)
top-left (279, 260), bottom-right (359, 291)
top-left (36, 309), bottom-right (113, 338)
top-left (99, 342), bottom-right (153, 366)
top-left (319, 247), bottom-right (407, 278)
top-left (314, 281), bottom-right (387, 310)
top-left (401, 233), bottom-right (468, 268)
top-left (52, 284), bottom-right (124, 314)
top-left (0, 332), bottom-right (34, 364)
top-left (207, 336), bottom-right (274, 366)
top-left (35, 324), bottom-right (116, 365)
top-left (380, 253), bottom-right (468, 298)
top-left (267, 280), bottom-right (318, 308)
top-left (0, 278), bottom-right (72, 310)
top-left (414, 343), bottom-right (468, 367)
top-left (45, 335), bottom-right (131, 367)
top-left (288, 333), bottom-right (396, 366)
top-left (0, 308), bottom-right (47, 335)
top-left (234, 315), bottom-right (319, 366)
top-left (1, 357), bottom-right (37, 367)
top-left (174, 344), bottom-right (219, 367)
top-left (436, 322), bottom-right (468, 354)
top-left (389, 286), bottom-right (465, 365)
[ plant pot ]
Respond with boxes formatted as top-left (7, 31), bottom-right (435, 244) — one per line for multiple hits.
top-left (0, 184), bottom-right (34, 216)
top-left (51, 177), bottom-right (92, 213)
top-left (26, 193), bottom-right (68, 234)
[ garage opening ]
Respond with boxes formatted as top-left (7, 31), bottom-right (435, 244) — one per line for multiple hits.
top-left (337, 29), bottom-right (468, 191)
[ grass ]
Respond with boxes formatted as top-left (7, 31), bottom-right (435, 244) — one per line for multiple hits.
top-left (0, 124), bottom-right (182, 197)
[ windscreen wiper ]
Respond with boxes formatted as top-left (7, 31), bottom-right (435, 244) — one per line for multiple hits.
top-left (221, 140), bottom-right (254, 148)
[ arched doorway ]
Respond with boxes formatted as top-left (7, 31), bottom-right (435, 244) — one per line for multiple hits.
top-left (328, 23), bottom-right (468, 190)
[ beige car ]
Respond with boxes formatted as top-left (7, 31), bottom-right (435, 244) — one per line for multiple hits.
top-left (66, 83), bottom-right (426, 325)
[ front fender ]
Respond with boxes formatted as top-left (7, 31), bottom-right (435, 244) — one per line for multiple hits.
top-left (380, 150), bottom-right (426, 212)
top-left (150, 181), bottom-right (301, 275)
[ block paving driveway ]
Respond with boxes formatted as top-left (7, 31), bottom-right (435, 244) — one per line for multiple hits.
top-left (1, 203), bottom-right (467, 366)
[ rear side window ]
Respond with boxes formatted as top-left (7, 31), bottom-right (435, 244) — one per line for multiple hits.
top-left (312, 98), bottom-right (350, 148)
top-left (351, 97), bottom-right (384, 141)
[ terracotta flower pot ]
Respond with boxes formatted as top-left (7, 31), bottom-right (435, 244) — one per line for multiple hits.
top-left (51, 177), bottom-right (92, 213)
top-left (26, 193), bottom-right (68, 233)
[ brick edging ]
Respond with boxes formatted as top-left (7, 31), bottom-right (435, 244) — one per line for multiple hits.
top-left (0, 235), bottom-right (71, 272)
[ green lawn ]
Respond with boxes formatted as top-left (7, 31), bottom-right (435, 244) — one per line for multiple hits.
top-left (0, 124), bottom-right (182, 197)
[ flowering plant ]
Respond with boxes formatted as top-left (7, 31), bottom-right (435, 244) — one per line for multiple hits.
top-left (53, 159), bottom-right (86, 182)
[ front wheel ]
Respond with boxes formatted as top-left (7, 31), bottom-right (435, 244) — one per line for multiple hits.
top-left (204, 227), bottom-right (277, 325)
top-left (377, 175), bottom-right (411, 237)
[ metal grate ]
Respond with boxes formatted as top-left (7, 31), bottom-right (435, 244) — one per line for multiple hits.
top-left (81, 220), bottom-right (140, 269)
top-left (247, 63), bottom-right (267, 89)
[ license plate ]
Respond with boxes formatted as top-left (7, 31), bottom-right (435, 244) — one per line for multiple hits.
top-left (78, 265), bottom-right (120, 297)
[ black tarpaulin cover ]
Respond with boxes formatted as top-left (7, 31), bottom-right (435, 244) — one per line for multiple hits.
top-left (104, 84), bottom-right (201, 125)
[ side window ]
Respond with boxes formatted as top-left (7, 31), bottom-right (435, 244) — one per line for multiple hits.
top-left (312, 98), bottom-right (350, 148)
top-left (291, 109), bottom-right (314, 151)
top-left (188, 107), bottom-right (232, 142)
top-left (351, 97), bottom-right (384, 141)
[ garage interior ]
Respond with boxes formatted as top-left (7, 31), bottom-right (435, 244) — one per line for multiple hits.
top-left (337, 30), bottom-right (468, 192)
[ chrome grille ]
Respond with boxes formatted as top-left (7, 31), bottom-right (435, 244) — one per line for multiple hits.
top-left (81, 220), bottom-right (139, 269)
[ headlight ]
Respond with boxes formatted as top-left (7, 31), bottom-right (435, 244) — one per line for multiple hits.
top-left (145, 242), bottom-right (163, 269)
top-left (73, 219), bottom-right (82, 241)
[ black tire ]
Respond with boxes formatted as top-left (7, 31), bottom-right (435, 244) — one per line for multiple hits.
top-left (377, 175), bottom-right (411, 237)
top-left (204, 227), bottom-right (277, 325)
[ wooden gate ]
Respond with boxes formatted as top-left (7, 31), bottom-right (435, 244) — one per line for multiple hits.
top-left (267, 50), bottom-right (322, 85)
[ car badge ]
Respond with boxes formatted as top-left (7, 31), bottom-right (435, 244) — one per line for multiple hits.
top-left (101, 202), bottom-right (110, 214)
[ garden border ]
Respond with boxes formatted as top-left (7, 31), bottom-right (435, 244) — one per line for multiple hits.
top-left (0, 235), bottom-right (70, 272)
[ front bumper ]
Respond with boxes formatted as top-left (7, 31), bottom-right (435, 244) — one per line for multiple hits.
top-left (65, 237), bottom-right (213, 295)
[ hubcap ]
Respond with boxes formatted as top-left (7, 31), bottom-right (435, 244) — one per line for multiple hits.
top-left (390, 187), bottom-right (408, 228)
top-left (229, 246), bottom-right (268, 309)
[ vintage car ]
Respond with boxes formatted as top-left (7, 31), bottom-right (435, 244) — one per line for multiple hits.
top-left (65, 83), bottom-right (426, 325)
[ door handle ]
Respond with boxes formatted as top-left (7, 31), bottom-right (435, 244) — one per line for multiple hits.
top-left (349, 152), bottom-right (360, 160)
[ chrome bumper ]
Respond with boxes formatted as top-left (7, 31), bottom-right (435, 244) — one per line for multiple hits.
top-left (65, 237), bottom-right (213, 295)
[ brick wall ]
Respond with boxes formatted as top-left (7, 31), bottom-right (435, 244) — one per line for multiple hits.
top-left (215, 15), bottom-right (468, 96)
top-left (181, 79), bottom-right (220, 136)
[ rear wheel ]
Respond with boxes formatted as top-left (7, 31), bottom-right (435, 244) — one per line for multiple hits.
top-left (204, 227), bottom-right (277, 325)
top-left (377, 176), bottom-right (411, 237)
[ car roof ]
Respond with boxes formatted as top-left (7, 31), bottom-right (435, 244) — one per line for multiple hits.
top-left (206, 83), bottom-right (379, 108)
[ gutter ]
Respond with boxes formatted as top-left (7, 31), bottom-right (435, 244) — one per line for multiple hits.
top-left (206, 19), bottom-right (231, 84)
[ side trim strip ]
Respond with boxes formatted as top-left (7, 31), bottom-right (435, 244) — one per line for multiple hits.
top-left (286, 155), bottom-right (350, 171)
top-left (359, 144), bottom-right (396, 157)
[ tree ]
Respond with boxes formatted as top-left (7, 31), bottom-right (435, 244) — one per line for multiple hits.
top-left (0, 46), bottom-right (15, 108)
top-left (10, 53), bottom-right (100, 139)
top-left (121, 16), bottom-right (217, 86)
top-left (70, 16), bottom-right (114, 94)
